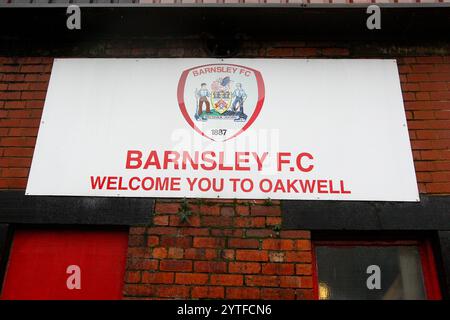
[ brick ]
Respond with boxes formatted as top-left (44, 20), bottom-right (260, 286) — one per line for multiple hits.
top-left (194, 261), bottom-right (227, 273)
top-left (210, 274), bottom-right (243, 286)
top-left (0, 178), bottom-right (27, 188)
top-left (234, 217), bottom-right (266, 228)
top-left (211, 229), bottom-right (239, 237)
top-left (226, 287), bottom-right (260, 299)
top-left (0, 158), bottom-right (31, 168)
top-left (20, 65), bottom-right (47, 73)
top-left (0, 137), bottom-right (36, 147)
top-left (25, 100), bottom-right (44, 108)
top-left (280, 276), bottom-right (313, 288)
top-left (220, 206), bottom-right (235, 217)
top-left (250, 205), bottom-right (281, 216)
top-left (407, 73), bottom-right (430, 82)
top-left (294, 47), bottom-right (319, 57)
top-left (141, 272), bottom-right (174, 284)
top-left (202, 216), bottom-right (233, 227)
top-left (416, 130), bottom-right (450, 140)
top-left (296, 240), bottom-right (311, 250)
top-left (435, 111), bottom-right (450, 120)
top-left (228, 238), bottom-right (259, 249)
top-left (169, 214), bottom-right (201, 227)
top-left (123, 284), bottom-right (155, 297)
top-left (296, 289), bottom-right (315, 300)
top-left (246, 229), bottom-right (277, 238)
top-left (429, 73), bottom-right (450, 82)
top-left (285, 252), bottom-right (312, 263)
top-left (0, 92), bottom-right (21, 100)
top-left (246, 275), bottom-right (279, 287)
top-left (1, 168), bottom-right (29, 178)
top-left (125, 271), bottom-right (141, 283)
top-left (421, 150), bottom-right (450, 161)
top-left (4, 101), bottom-right (26, 109)
top-left (126, 258), bottom-right (158, 271)
top-left (262, 239), bottom-right (295, 250)
top-left (128, 227), bottom-right (145, 235)
top-left (147, 227), bottom-right (178, 235)
top-left (147, 236), bottom-right (159, 247)
top-left (235, 205), bottom-right (250, 216)
top-left (160, 260), bottom-right (192, 272)
top-left (416, 57), bottom-right (443, 63)
top-left (435, 161), bottom-right (450, 171)
top-left (7, 83), bottom-right (28, 91)
top-left (177, 227), bottom-right (209, 236)
top-left (160, 235), bottom-right (192, 248)
top-left (413, 111), bottom-right (435, 120)
top-left (411, 64), bottom-right (435, 73)
top-left (236, 250), bottom-right (268, 262)
top-left (408, 120), bottom-right (450, 130)
top-left (280, 230), bottom-right (310, 239)
top-left (0, 65), bottom-right (20, 73)
top-left (156, 285), bottom-right (190, 298)
top-left (192, 286), bottom-right (224, 299)
top-left (0, 120), bottom-right (21, 129)
top-left (430, 92), bottom-right (450, 100)
top-left (426, 182), bottom-right (450, 193)
top-left (168, 247), bottom-right (184, 259)
top-left (261, 288), bottom-right (296, 299)
top-left (414, 140), bottom-right (450, 150)
top-left (8, 109), bottom-right (38, 119)
top-left (21, 91), bottom-right (47, 100)
top-left (184, 248), bottom-right (217, 260)
top-left (128, 235), bottom-right (145, 247)
top-left (3, 74), bottom-right (25, 82)
top-left (175, 273), bottom-right (209, 285)
top-left (296, 264), bottom-right (313, 275)
top-left (266, 217), bottom-right (282, 226)
top-left (18, 119), bottom-right (40, 127)
top-left (266, 48), bottom-right (294, 57)
top-left (261, 263), bottom-right (295, 275)
top-left (151, 247), bottom-right (167, 259)
top-left (153, 215), bottom-right (169, 226)
top-left (8, 128), bottom-right (38, 137)
top-left (193, 237), bottom-right (225, 248)
top-left (129, 227), bottom-right (146, 235)
top-left (228, 262), bottom-right (261, 274)
top-left (27, 82), bottom-right (49, 91)
top-left (321, 48), bottom-right (349, 56)
top-left (269, 252), bottom-right (285, 263)
top-left (155, 202), bottom-right (180, 214)
top-left (415, 92), bottom-right (430, 101)
top-left (198, 205), bottom-right (221, 216)
top-left (419, 82), bottom-right (448, 92)
top-left (221, 249), bottom-right (235, 260)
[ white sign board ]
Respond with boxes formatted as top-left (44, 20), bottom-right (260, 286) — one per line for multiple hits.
top-left (27, 59), bottom-right (419, 201)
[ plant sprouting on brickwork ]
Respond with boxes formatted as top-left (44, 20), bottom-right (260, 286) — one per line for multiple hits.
top-left (177, 198), bottom-right (193, 224)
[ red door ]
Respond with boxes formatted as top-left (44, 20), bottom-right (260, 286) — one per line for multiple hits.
top-left (1, 229), bottom-right (129, 300)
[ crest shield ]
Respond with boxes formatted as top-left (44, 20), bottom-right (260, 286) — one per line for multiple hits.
top-left (177, 63), bottom-right (265, 142)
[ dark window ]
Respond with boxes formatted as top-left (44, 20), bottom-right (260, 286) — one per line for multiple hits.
top-left (314, 240), bottom-right (440, 300)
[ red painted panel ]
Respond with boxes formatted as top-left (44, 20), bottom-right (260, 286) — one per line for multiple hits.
top-left (1, 229), bottom-right (128, 300)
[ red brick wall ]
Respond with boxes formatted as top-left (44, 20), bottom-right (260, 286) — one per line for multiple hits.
top-left (125, 200), bottom-right (313, 299)
top-left (0, 47), bottom-right (449, 300)
top-left (399, 57), bottom-right (450, 194)
top-left (0, 57), bottom-right (52, 189)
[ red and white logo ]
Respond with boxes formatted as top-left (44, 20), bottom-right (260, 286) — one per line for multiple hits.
top-left (177, 63), bottom-right (265, 142)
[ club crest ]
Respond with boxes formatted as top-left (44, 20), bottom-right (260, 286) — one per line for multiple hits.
top-left (177, 63), bottom-right (265, 142)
